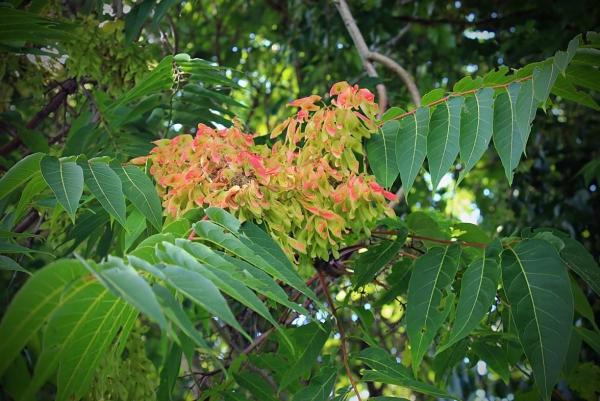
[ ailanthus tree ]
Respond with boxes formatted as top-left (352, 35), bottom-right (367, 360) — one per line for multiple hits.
top-left (0, 1), bottom-right (599, 401)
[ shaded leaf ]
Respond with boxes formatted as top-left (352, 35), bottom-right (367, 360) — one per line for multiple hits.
top-left (0, 259), bottom-right (86, 376)
top-left (0, 255), bottom-right (31, 275)
top-left (352, 229), bottom-right (407, 287)
top-left (367, 121), bottom-right (400, 188)
top-left (501, 239), bottom-right (574, 401)
top-left (458, 88), bottom-right (494, 183)
top-left (80, 159), bottom-right (127, 227)
top-left (493, 83), bottom-right (523, 184)
top-left (396, 107), bottom-right (430, 197)
top-left (560, 237), bottom-right (600, 296)
top-left (406, 245), bottom-right (460, 372)
top-left (161, 263), bottom-right (249, 339)
top-left (357, 347), bottom-right (458, 399)
top-left (40, 156), bottom-right (84, 221)
top-left (427, 97), bottom-right (464, 190)
top-left (112, 164), bottom-right (163, 231)
top-left (280, 322), bottom-right (331, 389)
top-left (0, 152), bottom-right (43, 200)
top-left (440, 256), bottom-right (499, 352)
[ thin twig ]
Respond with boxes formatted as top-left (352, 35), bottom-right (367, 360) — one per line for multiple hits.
top-left (333, 0), bottom-right (387, 115)
top-left (318, 270), bottom-right (363, 401)
top-left (367, 51), bottom-right (421, 106)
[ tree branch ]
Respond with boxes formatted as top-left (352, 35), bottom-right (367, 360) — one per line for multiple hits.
top-left (367, 51), bottom-right (421, 106)
top-left (318, 270), bottom-right (363, 401)
top-left (333, 0), bottom-right (388, 114)
top-left (0, 78), bottom-right (78, 156)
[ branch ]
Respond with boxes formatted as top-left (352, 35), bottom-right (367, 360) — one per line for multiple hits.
top-left (0, 78), bottom-right (78, 156)
top-left (381, 23), bottom-right (412, 51)
top-left (373, 229), bottom-right (488, 249)
top-left (333, 0), bottom-right (388, 114)
top-left (367, 51), bottom-right (421, 106)
top-left (318, 271), bottom-right (363, 401)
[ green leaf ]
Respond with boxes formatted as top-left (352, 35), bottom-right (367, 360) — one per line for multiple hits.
top-left (14, 172), bottom-right (47, 222)
top-left (195, 221), bottom-right (319, 304)
top-left (205, 207), bottom-right (241, 232)
top-left (25, 282), bottom-right (131, 401)
top-left (406, 245), bottom-right (460, 372)
top-left (560, 237), bottom-right (600, 296)
top-left (421, 88), bottom-right (446, 105)
top-left (382, 106), bottom-right (406, 122)
top-left (357, 347), bottom-right (459, 399)
top-left (0, 240), bottom-right (49, 255)
top-left (55, 298), bottom-right (132, 401)
top-left (533, 62), bottom-right (559, 107)
top-left (470, 340), bottom-right (510, 383)
top-left (457, 88), bottom-right (494, 184)
top-left (433, 339), bottom-right (468, 381)
top-left (515, 79), bottom-right (537, 155)
top-left (111, 164), bottom-right (163, 231)
top-left (82, 256), bottom-right (167, 329)
top-left (0, 152), bottom-right (43, 200)
top-left (124, 0), bottom-right (154, 42)
top-left (0, 259), bottom-right (86, 376)
top-left (179, 240), bottom-right (308, 315)
top-left (123, 209), bottom-right (147, 251)
top-left (161, 262), bottom-right (249, 340)
top-left (152, 285), bottom-right (210, 350)
top-left (280, 322), bottom-right (331, 389)
top-left (553, 37), bottom-right (579, 74)
top-left (571, 277), bottom-right (598, 330)
top-left (493, 83), bottom-right (524, 184)
top-left (352, 229), bottom-right (407, 287)
top-left (164, 241), bottom-right (278, 328)
top-left (439, 256), bottom-right (499, 352)
top-left (576, 327), bottom-right (600, 355)
top-left (292, 366), bottom-right (337, 401)
top-left (396, 107), bottom-right (430, 197)
top-left (0, 255), bottom-right (31, 275)
top-left (40, 156), bottom-right (84, 221)
top-left (80, 159), bottom-right (127, 227)
top-left (453, 76), bottom-right (483, 92)
top-left (234, 372), bottom-right (279, 401)
top-left (552, 74), bottom-right (600, 111)
top-left (501, 239), bottom-right (574, 401)
top-left (367, 121), bottom-right (400, 188)
top-left (427, 97), bottom-right (464, 190)
top-left (566, 63), bottom-right (600, 92)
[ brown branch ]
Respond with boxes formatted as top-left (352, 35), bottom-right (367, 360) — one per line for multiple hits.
top-left (318, 270), bottom-right (362, 401)
top-left (14, 211), bottom-right (39, 233)
top-left (333, 0), bottom-right (387, 115)
top-left (367, 51), bottom-right (421, 106)
top-left (374, 229), bottom-right (487, 249)
top-left (0, 78), bottom-right (78, 156)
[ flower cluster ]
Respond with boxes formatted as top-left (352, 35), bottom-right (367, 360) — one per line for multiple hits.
top-left (133, 82), bottom-right (396, 261)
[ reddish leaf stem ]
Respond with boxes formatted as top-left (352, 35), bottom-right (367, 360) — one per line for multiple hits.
top-left (372, 229), bottom-right (487, 249)
top-left (378, 74), bottom-right (533, 127)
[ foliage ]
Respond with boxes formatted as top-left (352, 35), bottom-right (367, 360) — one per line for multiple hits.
top-left (0, 2), bottom-right (599, 401)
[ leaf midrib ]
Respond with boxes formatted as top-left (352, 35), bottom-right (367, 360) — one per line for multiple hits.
top-left (509, 247), bottom-right (548, 392)
top-left (120, 166), bottom-right (162, 227)
top-left (87, 162), bottom-right (122, 223)
top-left (415, 246), bottom-right (451, 356)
